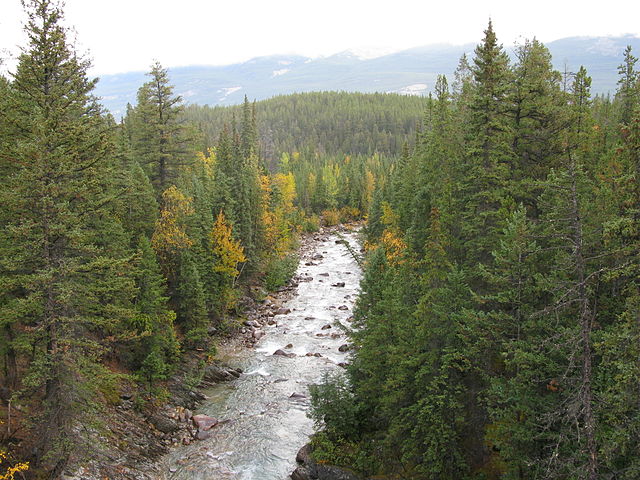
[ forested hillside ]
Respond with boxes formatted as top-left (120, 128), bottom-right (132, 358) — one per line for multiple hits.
top-left (184, 92), bottom-right (425, 159)
top-left (310, 22), bottom-right (640, 480)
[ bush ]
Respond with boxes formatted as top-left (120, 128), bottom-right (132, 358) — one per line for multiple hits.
top-left (309, 374), bottom-right (363, 440)
top-left (302, 214), bottom-right (321, 233)
top-left (264, 254), bottom-right (299, 291)
top-left (321, 209), bottom-right (340, 226)
top-left (339, 206), bottom-right (361, 223)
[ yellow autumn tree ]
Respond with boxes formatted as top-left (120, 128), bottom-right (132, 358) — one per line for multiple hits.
top-left (0, 423), bottom-right (28, 480)
top-left (379, 202), bottom-right (406, 265)
top-left (194, 148), bottom-right (216, 178)
top-left (210, 210), bottom-right (246, 279)
top-left (151, 185), bottom-right (194, 269)
top-left (260, 173), bottom-right (297, 258)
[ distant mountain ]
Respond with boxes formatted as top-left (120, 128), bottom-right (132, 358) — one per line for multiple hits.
top-left (94, 35), bottom-right (640, 118)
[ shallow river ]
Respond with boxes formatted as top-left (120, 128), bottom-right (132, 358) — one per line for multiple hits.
top-left (160, 228), bottom-right (362, 479)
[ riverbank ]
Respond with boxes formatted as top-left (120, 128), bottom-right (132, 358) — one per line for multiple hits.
top-left (60, 223), bottom-right (361, 480)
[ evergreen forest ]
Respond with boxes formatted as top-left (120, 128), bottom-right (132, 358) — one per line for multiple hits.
top-left (0, 1), bottom-right (639, 479)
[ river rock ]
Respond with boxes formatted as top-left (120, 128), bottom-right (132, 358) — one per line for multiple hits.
top-left (296, 444), bottom-right (312, 464)
top-left (291, 444), bottom-right (363, 480)
top-left (273, 349), bottom-right (296, 358)
top-left (321, 324), bottom-right (332, 330)
top-left (289, 392), bottom-right (306, 399)
top-left (203, 364), bottom-right (234, 383)
top-left (291, 466), bottom-right (312, 480)
top-left (311, 254), bottom-right (324, 260)
top-left (195, 430), bottom-right (213, 440)
top-left (192, 414), bottom-right (218, 431)
top-left (331, 282), bottom-right (345, 287)
top-left (338, 344), bottom-right (351, 352)
top-left (319, 272), bottom-right (330, 277)
top-left (252, 329), bottom-right (265, 340)
top-left (338, 305), bottom-right (349, 310)
top-left (276, 307), bottom-right (292, 315)
top-left (148, 414), bottom-right (179, 434)
top-left (285, 343), bottom-right (294, 349)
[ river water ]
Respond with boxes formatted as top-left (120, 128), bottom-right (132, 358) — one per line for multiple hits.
top-left (160, 228), bottom-right (362, 479)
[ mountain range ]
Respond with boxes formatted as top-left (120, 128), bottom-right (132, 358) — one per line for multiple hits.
top-left (94, 35), bottom-right (640, 118)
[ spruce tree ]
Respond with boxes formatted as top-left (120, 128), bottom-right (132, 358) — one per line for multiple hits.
top-left (129, 61), bottom-right (194, 195)
top-left (0, 0), bottom-right (135, 471)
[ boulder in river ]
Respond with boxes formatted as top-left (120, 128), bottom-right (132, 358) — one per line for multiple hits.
top-left (338, 305), bottom-right (349, 310)
top-left (192, 414), bottom-right (218, 431)
top-left (321, 324), bottom-right (332, 330)
top-left (252, 329), bottom-right (265, 340)
top-left (331, 282), bottom-right (346, 287)
top-left (273, 349), bottom-right (296, 358)
top-left (339, 344), bottom-right (351, 352)
top-left (196, 430), bottom-right (213, 440)
top-left (276, 307), bottom-right (292, 315)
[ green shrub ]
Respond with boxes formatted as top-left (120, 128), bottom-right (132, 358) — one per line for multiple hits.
top-left (264, 254), bottom-right (299, 291)
top-left (302, 214), bottom-right (321, 233)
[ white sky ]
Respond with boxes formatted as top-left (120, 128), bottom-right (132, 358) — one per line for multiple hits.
top-left (1, 0), bottom-right (639, 75)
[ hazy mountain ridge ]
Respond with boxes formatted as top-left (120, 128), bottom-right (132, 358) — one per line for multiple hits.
top-left (95, 35), bottom-right (640, 117)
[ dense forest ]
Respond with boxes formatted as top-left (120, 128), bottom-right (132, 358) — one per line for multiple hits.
top-left (183, 92), bottom-right (424, 160)
top-left (2, 1), bottom-right (640, 480)
top-left (310, 21), bottom-right (640, 480)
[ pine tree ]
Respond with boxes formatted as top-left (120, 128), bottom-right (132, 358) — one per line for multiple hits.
top-left (459, 20), bottom-right (515, 271)
top-left (0, 0), bottom-right (135, 471)
top-left (616, 46), bottom-right (639, 125)
top-left (129, 61), bottom-right (194, 195)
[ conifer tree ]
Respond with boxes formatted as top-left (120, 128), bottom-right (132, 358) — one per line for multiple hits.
top-left (617, 46), bottom-right (639, 125)
top-left (129, 62), bottom-right (194, 195)
top-left (0, 0), bottom-right (135, 471)
top-left (460, 20), bottom-right (515, 270)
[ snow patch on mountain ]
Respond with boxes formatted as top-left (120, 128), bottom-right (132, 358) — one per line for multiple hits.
top-left (272, 68), bottom-right (290, 77)
top-left (587, 37), bottom-right (623, 57)
top-left (217, 86), bottom-right (242, 101)
top-left (388, 84), bottom-right (428, 96)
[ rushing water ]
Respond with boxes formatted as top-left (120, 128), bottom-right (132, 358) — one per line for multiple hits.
top-left (160, 228), bottom-right (362, 480)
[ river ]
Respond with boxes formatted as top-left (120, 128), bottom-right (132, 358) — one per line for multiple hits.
top-left (159, 227), bottom-right (362, 479)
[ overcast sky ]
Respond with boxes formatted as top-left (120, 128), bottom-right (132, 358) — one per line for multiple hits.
top-left (1, 0), bottom-right (639, 75)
